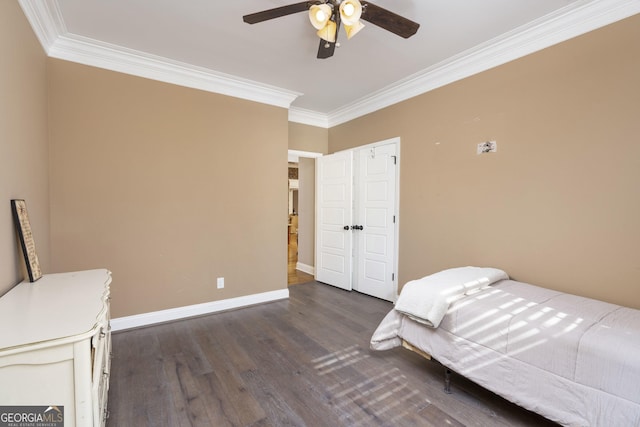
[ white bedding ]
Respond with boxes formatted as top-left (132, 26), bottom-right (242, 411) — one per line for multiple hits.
top-left (394, 266), bottom-right (509, 328)
top-left (371, 279), bottom-right (640, 426)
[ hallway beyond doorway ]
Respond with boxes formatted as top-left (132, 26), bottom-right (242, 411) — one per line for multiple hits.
top-left (288, 237), bottom-right (314, 286)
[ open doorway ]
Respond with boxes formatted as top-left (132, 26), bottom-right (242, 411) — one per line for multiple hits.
top-left (288, 163), bottom-right (309, 285)
top-left (288, 150), bottom-right (322, 286)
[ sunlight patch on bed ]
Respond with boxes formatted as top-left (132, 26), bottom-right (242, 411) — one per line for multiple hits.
top-left (453, 296), bottom-right (539, 345)
top-left (527, 306), bottom-right (553, 321)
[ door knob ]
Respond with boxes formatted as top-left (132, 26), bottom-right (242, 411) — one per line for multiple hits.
top-left (343, 225), bottom-right (350, 230)
top-left (351, 225), bottom-right (364, 230)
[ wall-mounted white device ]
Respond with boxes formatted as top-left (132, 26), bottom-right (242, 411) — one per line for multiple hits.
top-left (477, 140), bottom-right (497, 154)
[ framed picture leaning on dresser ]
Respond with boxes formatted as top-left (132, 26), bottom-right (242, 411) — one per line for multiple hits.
top-left (10, 199), bottom-right (42, 282)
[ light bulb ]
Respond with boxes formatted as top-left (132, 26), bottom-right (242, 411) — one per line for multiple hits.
top-left (315, 10), bottom-right (327, 21)
top-left (343, 3), bottom-right (355, 17)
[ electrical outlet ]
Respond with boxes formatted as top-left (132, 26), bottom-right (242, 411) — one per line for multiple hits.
top-left (217, 277), bottom-right (224, 289)
top-left (477, 140), bottom-right (497, 155)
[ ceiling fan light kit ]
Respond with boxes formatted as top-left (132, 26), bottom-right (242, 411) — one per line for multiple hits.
top-left (309, 4), bottom-right (332, 29)
top-left (243, 0), bottom-right (420, 59)
top-left (340, 1), bottom-right (358, 21)
top-left (344, 19), bottom-right (364, 40)
top-left (339, 0), bottom-right (364, 39)
top-left (317, 19), bottom-right (337, 42)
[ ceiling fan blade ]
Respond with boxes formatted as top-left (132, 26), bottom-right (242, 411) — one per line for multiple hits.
top-left (360, 1), bottom-right (420, 39)
top-left (243, 1), bottom-right (314, 24)
top-left (317, 39), bottom-right (336, 59)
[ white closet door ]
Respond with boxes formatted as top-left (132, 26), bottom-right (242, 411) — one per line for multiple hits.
top-left (353, 144), bottom-right (397, 301)
top-left (315, 151), bottom-right (353, 290)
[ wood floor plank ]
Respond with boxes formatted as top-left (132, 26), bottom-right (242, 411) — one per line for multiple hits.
top-left (174, 325), bottom-right (215, 376)
top-left (239, 368), bottom-right (308, 426)
top-left (107, 282), bottom-right (558, 427)
top-left (162, 352), bottom-right (223, 427)
top-left (197, 331), bottom-right (266, 425)
top-left (232, 315), bottom-right (345, 426)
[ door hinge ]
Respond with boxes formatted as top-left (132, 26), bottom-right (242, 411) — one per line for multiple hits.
top-left (391, 155), bottom-right (397, 165)
top-left (392, 273), bottom-right (395, 281)
top-left (393, 215), bottom-right (396, 223)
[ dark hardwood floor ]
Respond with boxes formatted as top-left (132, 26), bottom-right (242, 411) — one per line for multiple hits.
top-left (107, 282), bottom-right (557, 426)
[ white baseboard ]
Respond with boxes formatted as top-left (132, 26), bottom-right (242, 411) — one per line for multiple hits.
top-left (110, 288), bottom-right (289, 332)
top-left (296, 262), bottom-right (315, 276)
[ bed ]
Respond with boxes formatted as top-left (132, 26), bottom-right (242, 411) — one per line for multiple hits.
top-left (370, 267), bottom-right (640, 426)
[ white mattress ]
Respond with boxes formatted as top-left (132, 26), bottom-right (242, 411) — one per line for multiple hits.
top-left (371, 280), bottom-right (640, 426)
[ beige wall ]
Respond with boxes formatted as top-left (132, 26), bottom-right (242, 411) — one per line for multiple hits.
top-left (329, 15), bottom-right (640, 309)
top-left (48, 60), bottom-right (289, 318)
top-left (0, 1), bottom-right (50, 295)
top-left (288, 122), bottom-right (328, 154)
top-left (297, 157), bottom-right (315, 268)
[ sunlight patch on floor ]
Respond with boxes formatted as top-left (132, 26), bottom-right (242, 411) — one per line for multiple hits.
top-left (314, 347), bottom-right (436, 426)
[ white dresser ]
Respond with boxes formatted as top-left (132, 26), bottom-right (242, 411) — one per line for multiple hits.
top-left (0, 269), bottom-right (112, 427)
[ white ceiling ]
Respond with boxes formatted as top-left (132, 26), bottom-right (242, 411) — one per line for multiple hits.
top-left (20, 0), bottom-right (640, 126)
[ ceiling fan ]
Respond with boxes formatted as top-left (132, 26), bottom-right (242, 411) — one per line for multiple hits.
top-left (243, 0), bottom-right (420, 59)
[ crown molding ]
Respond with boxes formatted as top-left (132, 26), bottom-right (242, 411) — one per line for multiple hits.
top-left (19, 0), bottom-right (640, 125)
top-left (326, 0), bottom-right (640, 127)
top-left (288, 107), bottom-right (329, 128)
top-left (19, 0), bottom-right (301, 109)
top-left (48, 34), bottom-right (302, 108)
top-left (18, 0), bottom-right (66, 51)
